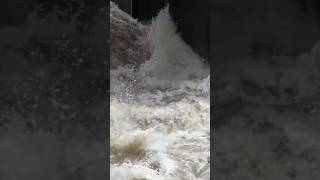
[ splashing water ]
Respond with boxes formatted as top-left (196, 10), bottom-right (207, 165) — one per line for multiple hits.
top-left (110, 3), bottom-right (210, 180)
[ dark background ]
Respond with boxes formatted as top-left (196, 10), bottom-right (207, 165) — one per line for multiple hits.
top-left (114, 0), bottom-right (132, 15)
top-left (0, 0), bottom-right (108, 179)
top-left (211, 1), bottom-right (320, 179)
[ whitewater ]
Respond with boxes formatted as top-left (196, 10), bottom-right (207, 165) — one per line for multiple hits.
top-left (110, 2), bottom-right (210, 180)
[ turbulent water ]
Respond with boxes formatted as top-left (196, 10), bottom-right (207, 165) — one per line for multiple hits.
top-left (110, 3), bottom-right (210, 180)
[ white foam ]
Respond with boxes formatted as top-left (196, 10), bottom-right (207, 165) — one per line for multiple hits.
top-left (110, 3), bottom-right (210, 180)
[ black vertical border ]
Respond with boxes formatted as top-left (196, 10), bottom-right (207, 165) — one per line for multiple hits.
top-left (106, 0), bottom-right (111, 178)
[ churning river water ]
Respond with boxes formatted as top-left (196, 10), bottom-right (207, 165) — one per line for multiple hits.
top-left (110, 2), bottom-right (210, 180)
